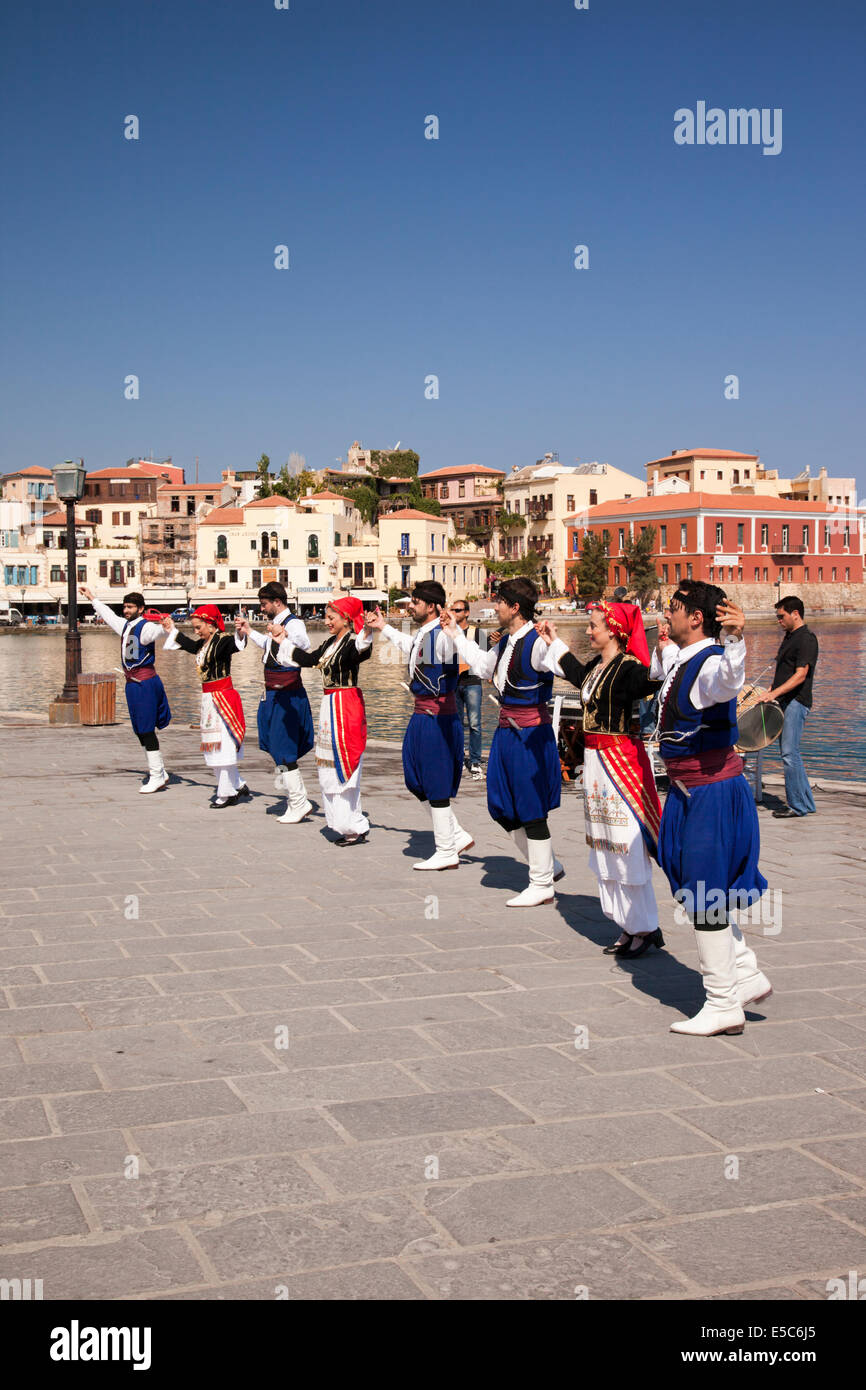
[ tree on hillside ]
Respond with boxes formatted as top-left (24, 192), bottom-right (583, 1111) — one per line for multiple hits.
top-left (622, 525), bottom-right (658, 600)
top-left (572, 530), bottom-right (610, 599)
top-left (255, 453), bottom-right (272, 498)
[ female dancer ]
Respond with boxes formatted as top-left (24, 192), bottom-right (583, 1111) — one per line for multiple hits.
top-left (161, 607), bottom-right (249, 809)
top-left (538, 603), bottom-right (674, 955)
top-left (277, 596), bottom-right (373, 844)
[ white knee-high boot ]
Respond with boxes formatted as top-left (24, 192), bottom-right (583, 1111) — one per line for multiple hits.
top-left (450, 809), bottom-right (475, 856)
top-left (670, 928), bottom-right (746, 1036)
top-left (510, 827), bottom-right (564, 881)
top-left (278, 767), bottom-right (312, 823)
top-left (140, 749), bottom-right (168, 794)
top-left (274, 763), bottom-right (290, 792)
top-left (507, 836), bottom-right (555, 907)
top-left (731, 918), bottom-right (773, 1007)
top-left (413, 806), bottom-right (459, 871)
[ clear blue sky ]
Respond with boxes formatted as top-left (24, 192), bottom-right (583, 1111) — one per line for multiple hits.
top-left (1, 0), bottom-right (864, 491)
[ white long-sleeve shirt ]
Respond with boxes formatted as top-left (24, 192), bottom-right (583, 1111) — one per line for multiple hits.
top-left (90, 597), bottom-right (165, 654)
top-left (380, 618), bottom-right (459, 681)
top-left (448, 620), bottom-right (564, 695)
top-left (649, 635), bottom-right (746, 711)
top-left (247, 609), bottom-right (311, 669)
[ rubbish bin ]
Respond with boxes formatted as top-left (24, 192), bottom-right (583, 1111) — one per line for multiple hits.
top-left (77, 672), bottom-right (117, 726)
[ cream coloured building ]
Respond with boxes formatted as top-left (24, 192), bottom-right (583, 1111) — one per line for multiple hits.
top-left (502, 458), bottom-right (646, 591)
top-left (195, 491), bottom-right (369, 612)
top-left (646, 449), bottom-right (857, 510)
top-left (376, 509), bottom-right (487, 599)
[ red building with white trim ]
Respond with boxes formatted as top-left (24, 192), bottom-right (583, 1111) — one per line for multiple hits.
top-left (565, 493), bottom-right (863, 599)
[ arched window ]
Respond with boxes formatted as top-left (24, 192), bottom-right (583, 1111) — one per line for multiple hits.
top-left (270, 530), bottom-right (278, 558)
top-left (261, 531), bottom-right (269, 556)
top-left (307, 533), bottom-right (319, 559)
top-left (216, 534), bottom-right (228, 561)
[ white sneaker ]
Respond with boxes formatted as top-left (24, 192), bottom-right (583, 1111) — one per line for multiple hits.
top-left (470, 764), bottom-right (483, 781)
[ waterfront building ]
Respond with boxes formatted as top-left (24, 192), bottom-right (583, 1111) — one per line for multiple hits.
top-left (195, 490), bottom-right (369, 613)
top-left (566, 492), bottom-right (865, 608)
top-left (125, 457), bottom-right (185, 486)
top-left (418, 465), bottom-right (505, 557)
top-left (81, 467), bottom-right (159, 550)
top-left (647, 448), bottom-right (856, 510)
top-left (140, 480), bottom-right (239, 604)
top-left (0, 465), bottom-right (57, 512)
top-left (377, 509), bottom-right (487, 598)
top-left (502, 456), bottom-right (646, 592)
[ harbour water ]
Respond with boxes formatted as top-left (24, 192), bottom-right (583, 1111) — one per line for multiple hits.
top-left (0, 618), bottom-right (863, 781)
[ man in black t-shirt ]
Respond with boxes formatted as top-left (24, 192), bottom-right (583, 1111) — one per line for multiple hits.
top-left (760, 596), bottom-right (819, 818)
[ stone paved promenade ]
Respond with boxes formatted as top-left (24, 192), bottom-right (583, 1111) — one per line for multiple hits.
top-left (1, 721), bottom-right (865, 1301)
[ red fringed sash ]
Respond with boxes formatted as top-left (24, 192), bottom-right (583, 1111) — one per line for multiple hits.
top-left (326, 687), bottom-right (367, 784)
top-left (202, 676), bottom-right (245, 751)
top-left (584, 732), bottom-right (661, 856)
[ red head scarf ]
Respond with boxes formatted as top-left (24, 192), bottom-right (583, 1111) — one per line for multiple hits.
top-left (192, 604), bottom-right (224, 632)
top-left (329, 596), bottom-right (365, 634)
top-left (590, 600), bottom-right (650, 666)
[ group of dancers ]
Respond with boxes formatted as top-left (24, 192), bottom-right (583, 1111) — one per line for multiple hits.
top-left (83, 574), bottom-right (772, 1037)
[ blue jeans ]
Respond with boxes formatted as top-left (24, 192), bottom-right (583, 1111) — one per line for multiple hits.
top-left (779, 699), bottom-right (816, 815)
top-left (456, 680), bottom-right (482, 766)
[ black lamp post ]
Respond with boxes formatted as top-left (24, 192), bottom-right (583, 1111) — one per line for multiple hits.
top-left (51, 459), bottom-right (87, 708)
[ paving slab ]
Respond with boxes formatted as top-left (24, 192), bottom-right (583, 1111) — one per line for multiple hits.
top-left (1, 725), bottom-right (865, 1300)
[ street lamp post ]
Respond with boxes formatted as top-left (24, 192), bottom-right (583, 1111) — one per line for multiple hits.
top-left (50, 460), bottom-right (87, 719)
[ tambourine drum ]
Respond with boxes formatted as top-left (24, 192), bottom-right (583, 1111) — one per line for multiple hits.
top-left (735, 684), bottom-right (784, 752)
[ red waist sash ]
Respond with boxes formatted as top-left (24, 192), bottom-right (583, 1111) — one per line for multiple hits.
top-left (324, 687), bottom-right (367, 783)
top-left (663, 746), bottom-right (744, 787)
top-left (584, 733), bottom-right (662, 855)
top-left (124, 667), bottom-right (156, 684)
top-left (414, 693), bottom-right (457, 717)
top-left (498, 703), bottom-right (552, 729)
top-left (264, 668), bottom-right (302, 691)
top-left (201, 677), bottom-right (245, 749)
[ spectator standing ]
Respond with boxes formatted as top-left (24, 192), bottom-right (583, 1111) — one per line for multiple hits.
top-left (762, 597), bottom-right (819, 819)
top-left (452, 599), bottom-right (484, 780)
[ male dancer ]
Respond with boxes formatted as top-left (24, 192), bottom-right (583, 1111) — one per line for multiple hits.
top-left (235, 582), bottom-right (315, 823)
top-left (650, 580), bottom-right (771, 1036)
top-left (81, 586), bottom-right (171, 792)
top-left (367, 581), bottom-right (473, 870)
top-left (441, 578), bottom-right (564, 906)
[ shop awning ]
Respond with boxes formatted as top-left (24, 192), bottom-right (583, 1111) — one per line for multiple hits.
top-left (350, 589), bottom-right (387, 602)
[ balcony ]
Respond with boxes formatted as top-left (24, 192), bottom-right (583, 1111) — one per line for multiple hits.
top-left (528, 537), bottom-right (553, 556)
top-left (770, 544), bottom-right (808, 558)
top-left (397, 548), bottom-right (417, 560)
top-left (526, 504), bottom-right (551, 522)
